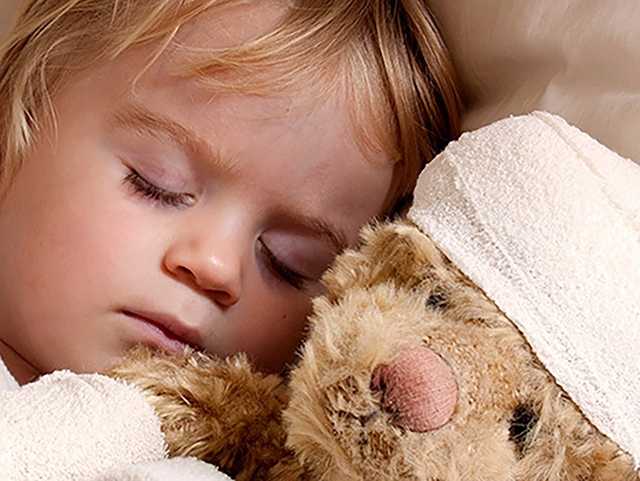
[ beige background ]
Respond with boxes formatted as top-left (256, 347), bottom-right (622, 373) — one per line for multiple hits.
top-left (430, 0), bottom-right (640, 163)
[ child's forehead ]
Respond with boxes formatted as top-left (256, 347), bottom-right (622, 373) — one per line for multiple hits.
top-left (171, 2), bottom-right (287, 55)
top-left (72, 28), bottom-right (386, 166)
top-left (109, 47), bottom-right (328, 131)
top-left (115, 2), bottom-right (310, 109)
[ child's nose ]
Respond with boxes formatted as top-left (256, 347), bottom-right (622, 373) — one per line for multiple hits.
top-left (163, 236), bottom-right (242, 308)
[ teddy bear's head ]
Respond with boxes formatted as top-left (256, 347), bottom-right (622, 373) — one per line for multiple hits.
top-left (283, 221), bottom-right (637, 481)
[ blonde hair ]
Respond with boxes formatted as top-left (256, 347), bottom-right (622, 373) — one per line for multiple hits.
top-left (0, 0), bottom-right (461, 212)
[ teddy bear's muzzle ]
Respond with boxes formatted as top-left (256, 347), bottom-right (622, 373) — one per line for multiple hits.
top-left (371, 346), bottom-right (458, 432)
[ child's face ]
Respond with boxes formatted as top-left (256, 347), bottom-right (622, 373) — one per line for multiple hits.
top-left (0, 4), bottom-right (393, 383)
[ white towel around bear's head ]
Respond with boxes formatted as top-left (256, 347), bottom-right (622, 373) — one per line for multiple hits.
top-left (408, 111), bottom-right (640, 467)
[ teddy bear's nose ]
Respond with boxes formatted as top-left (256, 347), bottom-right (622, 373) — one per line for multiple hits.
top-left (371, 346), bottom-right (458, 432)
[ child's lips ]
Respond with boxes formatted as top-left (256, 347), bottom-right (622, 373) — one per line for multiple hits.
top-left (121, 309), bottom-right (204, 354)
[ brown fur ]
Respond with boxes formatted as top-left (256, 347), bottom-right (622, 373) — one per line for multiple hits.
top-left (109, 220), bottom-right (639, 481)
top-left (107, 346), bottom-right (294, 481)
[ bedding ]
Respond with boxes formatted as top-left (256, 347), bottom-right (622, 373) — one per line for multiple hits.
top-left (428, 0), bottom-right (640, 163)
top-left (0, 354), bottom-right (230, 481)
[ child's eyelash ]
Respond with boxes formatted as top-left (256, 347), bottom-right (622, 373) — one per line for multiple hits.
top-left (123, 169), bottom-right (193, 208)
top-left (258, 239), bottom-right (309, 291)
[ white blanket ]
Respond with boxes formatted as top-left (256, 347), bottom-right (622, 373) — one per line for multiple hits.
top-left (409, 111), bottom-right (640, 467)
top-left (0, 355), bottom-right (231, 481)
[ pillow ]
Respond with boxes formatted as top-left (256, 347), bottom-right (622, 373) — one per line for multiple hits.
top-left (0, 0), bottom-right (18, 40)
top-left (429, 0), bottom-right (640, 163)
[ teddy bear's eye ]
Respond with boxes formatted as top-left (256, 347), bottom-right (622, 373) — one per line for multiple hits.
top-left (426, 291), bottom-right (449, 310)
top-left (509, 404), bottom-right (539, 457)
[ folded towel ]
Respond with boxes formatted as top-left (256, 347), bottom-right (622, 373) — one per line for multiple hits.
top-left (0, 369), bottom-right (167, 480)
top-left (408, 111), bottom-right (640, 467)
top-left (0, 362), bottom-right (236, 480)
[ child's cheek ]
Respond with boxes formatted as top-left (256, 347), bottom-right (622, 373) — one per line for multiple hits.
top-left (1, 137), bottom-right (166, 324)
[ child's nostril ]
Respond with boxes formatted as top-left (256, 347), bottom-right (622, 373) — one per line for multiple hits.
top-left (371, 346), bottom-right (458, 432)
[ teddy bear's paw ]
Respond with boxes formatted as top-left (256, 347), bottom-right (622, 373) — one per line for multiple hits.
top-left (107, 346), bottom-right (291, 480)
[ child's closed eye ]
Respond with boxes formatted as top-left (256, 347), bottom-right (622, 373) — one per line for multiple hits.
top-left (123, 168), bottom-right (195, 208)
top-left (257, 238), bottom-right (312, 291)
top-left (258, 230), bottom-right (337, 293)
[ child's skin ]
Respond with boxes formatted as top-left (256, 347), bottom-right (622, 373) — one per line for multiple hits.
top-left (0, 3), bottom-right (394, 384)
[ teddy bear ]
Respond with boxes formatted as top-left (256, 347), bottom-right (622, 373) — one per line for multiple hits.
top-left (109, 112), bottom-right (640, 481)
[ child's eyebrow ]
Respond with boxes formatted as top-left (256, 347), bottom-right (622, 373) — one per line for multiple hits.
top-left (109, 101), bottom-right (237, 175)
top-left (108, 101), bottom-right (348, 253)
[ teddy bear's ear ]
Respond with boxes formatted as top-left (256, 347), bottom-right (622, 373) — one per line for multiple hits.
top-left (321, 219), bottom-right (450, 302)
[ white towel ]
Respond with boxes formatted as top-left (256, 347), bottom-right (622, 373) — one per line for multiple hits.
top-left (0, 361), bottom-right (232, 480)
top-left (0, 369), bottom-right (167, 480)
top-left (408, 111), bottom-right (640, 467)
